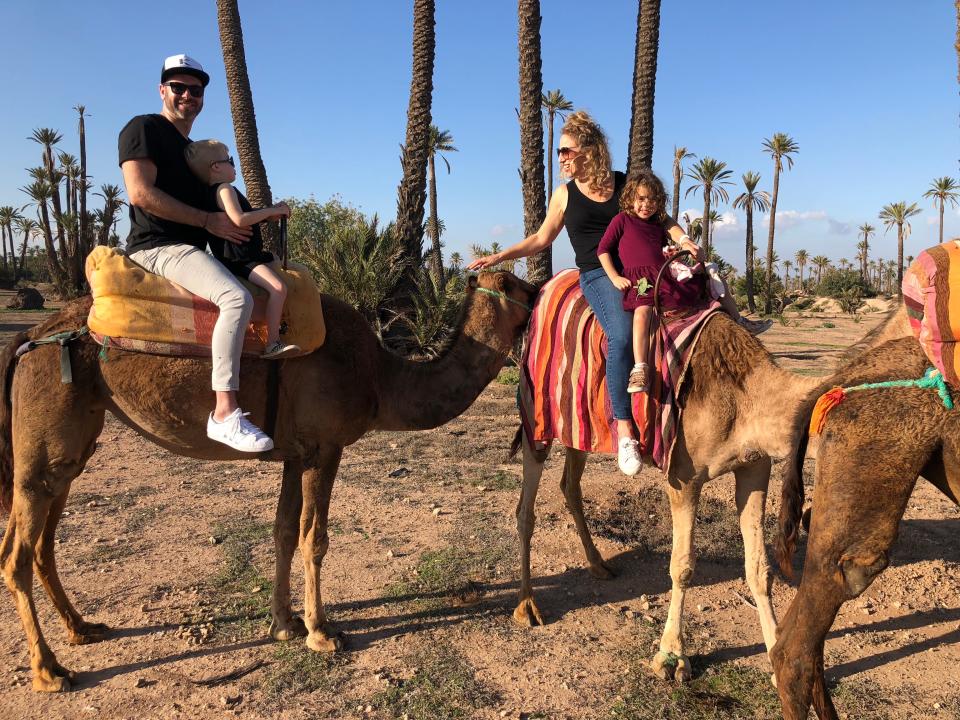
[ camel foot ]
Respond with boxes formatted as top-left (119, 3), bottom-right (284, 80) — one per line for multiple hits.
top-left (305, 626), bottom-right (343, 653)
top-left (587, 559), bottom-right (616, 580)
top-left (650, 651), bottom-right (692, 683)
top-left (270, 615), bottom-right (308, 642)
top-left (512, 597), bottom-right (545, 627)
top-left (67, 621), bottom-right (110, 645)
top-left (32, 663), bottom-right (75, 693)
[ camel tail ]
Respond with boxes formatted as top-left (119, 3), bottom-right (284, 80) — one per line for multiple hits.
top-left (775, 417), bottom-right (810, 581)
top-left (508, 425), bottom-right (523, 460)
top-left (0, 333), bottom-right (26, 515)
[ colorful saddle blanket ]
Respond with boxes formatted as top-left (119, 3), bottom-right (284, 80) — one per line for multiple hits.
top-left (518, 268), bottom-right (720, 473)
top-left (902, 240), bottom-right (960, 388)
top-left (85, 246), bottom-right (326, 357)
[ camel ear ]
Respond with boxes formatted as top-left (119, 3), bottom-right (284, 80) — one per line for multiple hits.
top-left (467, 274), bottom-right (478, 290)
top-left (494, 272), bottom-right (508, 292)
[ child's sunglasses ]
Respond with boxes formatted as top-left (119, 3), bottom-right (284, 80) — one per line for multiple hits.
top-left (162, 81), bottom-right (205, 98)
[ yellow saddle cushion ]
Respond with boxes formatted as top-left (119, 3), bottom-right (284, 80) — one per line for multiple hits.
top-left (85, 246), bottom-right (325, 355)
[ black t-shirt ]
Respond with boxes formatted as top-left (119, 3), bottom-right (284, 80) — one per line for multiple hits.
top-left (118, 113), bottom-right (210, 253)
top-left (565, 171), bottom-right (626, 272)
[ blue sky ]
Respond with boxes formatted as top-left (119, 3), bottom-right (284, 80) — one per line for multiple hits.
top-left (1, 1), bottom-right (957, 273)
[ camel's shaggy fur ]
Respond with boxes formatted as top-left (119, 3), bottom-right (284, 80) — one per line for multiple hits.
top-left (0, 271), bottom-right (536, 692)
top-left (772, 331), bottom-right (960, 719)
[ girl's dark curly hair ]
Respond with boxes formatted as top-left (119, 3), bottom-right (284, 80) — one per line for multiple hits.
top-left (620, 169), bottom-right (669, 224)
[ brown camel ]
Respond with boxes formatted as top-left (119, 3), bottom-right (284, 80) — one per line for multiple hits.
top-left (513, 309), bottom-right (833, 682)
top-left (772, 333), bottom-right (960, 720)
top-left (0, 270), bottom-right (537, 692)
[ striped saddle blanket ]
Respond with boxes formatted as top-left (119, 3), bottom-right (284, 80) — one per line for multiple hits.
top-left (902, 240), bottom-right (960, 388)
top-left (85, 246), bottom-right (326, 357)
top-left (518, 268), bottom-right (720, 472)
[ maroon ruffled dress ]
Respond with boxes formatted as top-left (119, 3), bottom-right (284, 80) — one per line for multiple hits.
top-left (596, 212), bottom-right (704, 311)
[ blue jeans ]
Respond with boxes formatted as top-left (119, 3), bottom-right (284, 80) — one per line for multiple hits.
top-left (579, 267), bottom-right (634, 420)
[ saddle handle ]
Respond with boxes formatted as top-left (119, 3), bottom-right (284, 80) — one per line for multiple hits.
top-left (280, 216), bottom-right (288, 271)
top-left (653, 249), bottom-right (703, 324)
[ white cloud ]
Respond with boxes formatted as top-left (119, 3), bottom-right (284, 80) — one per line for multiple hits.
top-left (490, 224), bottom-right (518, 237)
top-left (827, 218), bottom-right (852, 235)
top-left (711, 210), bottom-right (741, 237)
top-left (760, 209), bottom-right (827, 230)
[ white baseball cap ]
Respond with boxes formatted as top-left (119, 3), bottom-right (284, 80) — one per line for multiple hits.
top-left (160, 54), bottom-right (210, 87)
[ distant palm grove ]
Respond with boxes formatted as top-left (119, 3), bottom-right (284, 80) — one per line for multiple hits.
top-left (1, 1), bottom-right (957, 348)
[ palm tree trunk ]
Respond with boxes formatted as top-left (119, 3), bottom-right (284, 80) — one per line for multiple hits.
top-left (672, 159), bottom-right (681, 221)
top-left (518, 0), bottom-right (549, 286)
top-left (37, 202), bottom-right (66, 289)
top-left (78, 108), bottom-right (89, 260)
top-left (939, 201), bottom-right (945, 244)
top-left (395, 0), bottom-right (436, 268)
top-left (41, 147), bottom-right (70, 290)
top-left (702, 194), bottom-right (711, 259)
top-left (546, 108), bottom-right (555, 202)
top-left (627, 0), bottom-right (661, 173)
top-left (745, 204), bottom-right (755, 312)
top-left (217, 0), bottom-right (275, 252)
top-left (897, 223), bottom-right (904, 297)
top-left (764, 163), bottom-right (781, 314)
top-left (428, 154), bottom-right (442, 284)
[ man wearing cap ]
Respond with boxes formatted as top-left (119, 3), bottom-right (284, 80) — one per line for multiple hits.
top-left (119, 54), bottom-right (273, 453)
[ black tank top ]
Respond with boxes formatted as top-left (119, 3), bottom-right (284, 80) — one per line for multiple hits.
top-left (565, 171), bottom-right (626, 272)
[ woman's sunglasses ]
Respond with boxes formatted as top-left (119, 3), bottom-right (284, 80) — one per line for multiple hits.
top-left (163, 81), bottom-right (205, 98)
top-left (557, 146), bottom-right (581, 160)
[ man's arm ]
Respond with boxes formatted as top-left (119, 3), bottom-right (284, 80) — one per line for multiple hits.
top-left (121, 158), bottom-right (251, 244)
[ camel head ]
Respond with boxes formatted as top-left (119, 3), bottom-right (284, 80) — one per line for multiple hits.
top-left (466, 271), bottom-right (538, 343)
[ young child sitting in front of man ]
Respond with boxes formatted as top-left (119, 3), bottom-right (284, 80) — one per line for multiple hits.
top-left (185, 139), bottom-right (299, 359)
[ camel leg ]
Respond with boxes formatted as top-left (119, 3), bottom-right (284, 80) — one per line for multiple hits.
top-left (734, 459), bottom-right (777, 655)
top-left (35, 485), bottom-right (110, 645)
top-left (513, 434), bottom-right (550, 627)
top-left (300, 445), bottom-right (344, 653)
top-left (652, 477), bottom-right (702, 683)
top-left (270, 458), bottom-right (308, 641)
top-left (559, 448), bottom-right (614, 580)
top-left (1, 489), bottom-right (76, 692)
top-left (772, 447), bottom-right (920, 720)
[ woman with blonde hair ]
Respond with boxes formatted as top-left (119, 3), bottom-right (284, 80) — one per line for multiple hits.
top-left (469, 111), bottom-right (763, 476)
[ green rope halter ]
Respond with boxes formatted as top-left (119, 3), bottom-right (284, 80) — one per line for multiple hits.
top-left (474, 287), bottom-right (533, 312)
top-left (843, 367), bottom-right (954, 410)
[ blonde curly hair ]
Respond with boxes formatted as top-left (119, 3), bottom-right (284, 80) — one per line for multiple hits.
top-left (560, 111), bottom-right (613, 195)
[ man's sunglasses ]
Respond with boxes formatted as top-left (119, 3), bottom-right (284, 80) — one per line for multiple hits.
top-left (162, 81), bottom-right (205, 98)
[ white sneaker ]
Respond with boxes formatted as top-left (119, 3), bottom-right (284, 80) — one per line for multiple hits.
top-left (207, 408), bottom-right (274, 452)
top-left (617, 437), bottom-right (642, 476)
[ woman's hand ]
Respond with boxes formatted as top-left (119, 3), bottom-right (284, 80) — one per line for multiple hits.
top-left (610, 275), bottom-right (631, 291)
top-left (466, 253), bottom-right (503, 271)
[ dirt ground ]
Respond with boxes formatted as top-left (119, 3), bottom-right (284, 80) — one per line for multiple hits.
top-left (0, 292), bottom-right (958, 720)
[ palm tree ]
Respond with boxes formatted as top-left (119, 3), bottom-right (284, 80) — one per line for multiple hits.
top-left (541, 89), bottom-right (573, 201)
top-left (20, 177), bottom-right (67, 289)
top-left (761, 132), bottom-right (799, 313)
top-left (879, 201), bottom-right (922, 296)
top-left (626, 0), bottom-right (662, 172)
top-left (733, 171), bottom-right (770, 312)
top-left (922, 176), bottom-right (959, 244)
top-left (794, 249), bottom-right (808, 291)
top-left (75, 105), bottom-right (90, 260)
top-left (518, 0), bottom-right (548, 285)
top-left (30, 128), bottom-right (72, 287)
top-left (811, 255), bottom-right (830, 285)
top-left (425, 126), bottom-right (457, 284)
top-left (94, 184), bottom-right (125, 248)
top-left (217, 0), bottom-right (275, 255)
top-left (14, 217), bottom-right (39, 278)
top-left (685, 157), bottom-right (733, 259)
top-left (449, 251), bottom-right (462, 271)
top-left (857, 223), bottom-right (875, 282)
top-left (393, 0), bottom-right (436, 272)
top-left (783, 259), bottom-right (793, 290)
top-left (671, 147), bottom-right (695, 221)
top-left (0, 206), bottom-right (18, 275)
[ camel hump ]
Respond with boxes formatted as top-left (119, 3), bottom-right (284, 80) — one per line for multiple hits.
top-left (84, 247), bottom-right (326, 357)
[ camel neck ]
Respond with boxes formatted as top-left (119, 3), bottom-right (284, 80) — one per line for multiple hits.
top-left (372, 298), bottom-right (516, 431)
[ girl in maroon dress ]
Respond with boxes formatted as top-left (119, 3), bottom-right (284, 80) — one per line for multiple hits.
top-left (597, 171), bottom-right (703, 394)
